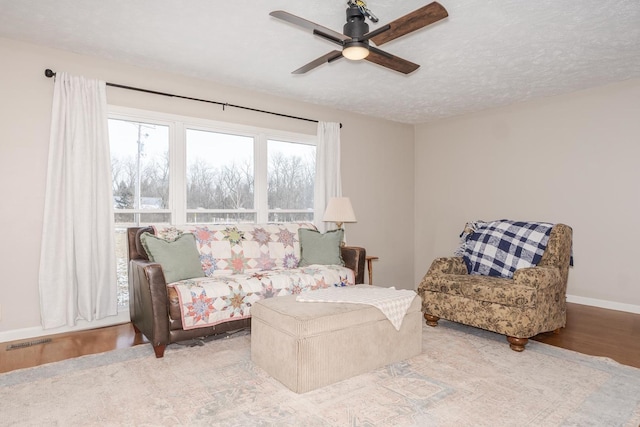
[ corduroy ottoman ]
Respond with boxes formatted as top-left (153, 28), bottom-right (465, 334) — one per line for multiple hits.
top-left (250, 286), bottom-right (422, 393)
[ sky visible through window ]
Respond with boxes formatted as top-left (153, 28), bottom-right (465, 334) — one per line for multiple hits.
top-left (109, 119), bottom-right (167, 164)
top-left (109, 119), bottom-right (315, 170)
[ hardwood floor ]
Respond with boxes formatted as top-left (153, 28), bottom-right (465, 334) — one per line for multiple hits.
top-left (531, 303), bottom-right (640, 368)
top-left (1, 323), bottom-right (149, 373)
top-left (1, 302), bottom-right (639, 373)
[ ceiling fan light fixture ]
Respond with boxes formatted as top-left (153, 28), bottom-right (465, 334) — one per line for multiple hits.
top-left (271, 2), bottom-right (449, 74)
top-left (343, 43), bottom-right (369, 60)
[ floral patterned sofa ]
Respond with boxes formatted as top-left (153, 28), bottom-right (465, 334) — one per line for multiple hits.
top-left (417, 222), bottom-right (572, 351)
top-left (128, 223), bottom-right (366, 357)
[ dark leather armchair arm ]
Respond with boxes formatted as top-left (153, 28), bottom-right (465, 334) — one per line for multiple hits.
top-left (127, 226), bottom-right (172, 357)
top-left (128, 259), bottom-right (170, 357)
top-left (342, 246), bottom-right (366, 284)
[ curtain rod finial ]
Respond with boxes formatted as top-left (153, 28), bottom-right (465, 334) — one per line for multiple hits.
top-left (44, 69), bottom-right (56, 78)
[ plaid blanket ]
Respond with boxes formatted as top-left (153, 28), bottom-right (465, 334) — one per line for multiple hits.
top-left (458, 220), bottom-right (554, 278)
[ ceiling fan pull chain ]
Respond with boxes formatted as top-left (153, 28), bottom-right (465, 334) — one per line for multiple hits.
top-left (350, 0), bottom-right (379, 23)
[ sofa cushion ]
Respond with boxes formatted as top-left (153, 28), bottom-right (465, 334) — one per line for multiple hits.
top-left (461, 220), bottom-right (553, 278)
top-left (421, 273), bottom-right (537, 308)
top-left (139, 232), bottom-right (205, 284)
top-left (298, 228), bottom-right (344, 267)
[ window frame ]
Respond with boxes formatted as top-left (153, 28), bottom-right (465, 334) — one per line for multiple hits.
top-left (108, 105), bottom-right (318, 225)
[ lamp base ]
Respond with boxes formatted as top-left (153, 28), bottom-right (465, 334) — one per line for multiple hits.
top-left (336, 223), bottom-right (346, 246)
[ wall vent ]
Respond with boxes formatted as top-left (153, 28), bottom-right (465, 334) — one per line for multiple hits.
top-left (6, 338), bottom-right (52, 351)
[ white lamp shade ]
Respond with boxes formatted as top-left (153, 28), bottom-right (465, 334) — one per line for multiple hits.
top-left (322, 197), bottom-right (357, 223)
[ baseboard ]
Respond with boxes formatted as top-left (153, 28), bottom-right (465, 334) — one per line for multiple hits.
top-left (0, 310), bottom-right (131, 344)
top-left (566, 294), bottom-right (640, 314)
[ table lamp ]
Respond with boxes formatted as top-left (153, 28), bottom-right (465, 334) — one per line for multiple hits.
top-left (323, 197), bottom-right (357, 245)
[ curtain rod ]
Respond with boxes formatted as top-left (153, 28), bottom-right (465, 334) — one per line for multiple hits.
top-left (44, 69), bottom-right (341, 128)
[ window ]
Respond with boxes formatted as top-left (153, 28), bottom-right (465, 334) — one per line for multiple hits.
top-left (185, 129), bottom-right (255, 223)
top-left (267, 139), bottom-right (315, 222)
top-left (109, 118), bottom-right (171, 223)
top-left (108, 107), bottom-right (316, 307)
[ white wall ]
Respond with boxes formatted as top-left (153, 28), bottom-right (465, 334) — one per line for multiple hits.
top-left (414, 78), bottom-right (640, 312)
top-left (0, 38), bottom-right (415, 338)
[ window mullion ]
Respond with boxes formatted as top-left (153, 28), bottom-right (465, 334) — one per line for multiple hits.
top-left (255, 133), bottom-right (268, 223)
top-left (172, 122), bottom-right (186, 224)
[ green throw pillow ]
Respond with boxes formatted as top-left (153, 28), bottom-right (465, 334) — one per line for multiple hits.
top-left (298, 228), bottom-right (345, 267)
top-left (139, 232), bottom-right (205, 284)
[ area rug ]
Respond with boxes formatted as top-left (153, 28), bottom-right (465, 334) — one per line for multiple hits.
top-left (2, 321), bottom-right (639, 426)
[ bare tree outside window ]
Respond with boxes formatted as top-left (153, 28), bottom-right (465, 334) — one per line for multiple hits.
top-left (186, 129), bottom-right (255, 222)
top-left (110, 120), bottom-right (169, 212)
top-left (109, 119), bottom-right (170, 308)
top-left (268, 139), bottom-right (315, 222)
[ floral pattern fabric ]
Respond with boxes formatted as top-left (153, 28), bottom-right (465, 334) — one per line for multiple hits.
top-left (170, 265), bottom-right (354, 330)
top-left (418, 224), bottom-right (573, 339)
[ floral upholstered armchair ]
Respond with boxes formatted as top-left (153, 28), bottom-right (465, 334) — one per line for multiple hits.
top-left (417, 221), bottom-right (572, 351)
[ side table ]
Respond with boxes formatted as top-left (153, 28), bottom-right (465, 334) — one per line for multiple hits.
top-left (366, 255), bottom-right (378, 285)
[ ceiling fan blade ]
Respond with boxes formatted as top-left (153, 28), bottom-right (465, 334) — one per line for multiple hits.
top-left (369, 2), bottom-right (448, 46)
top-left (361, 24), bottom-right (391, 42)
top-left (270, 10), bottom-right (350, 44)
top-left (292, 50), bottom-right (343, 74)
top-left (365, 46), bottom-right (419, 75)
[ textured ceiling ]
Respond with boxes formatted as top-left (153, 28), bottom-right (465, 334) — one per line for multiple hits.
top-left (1, 0), bottom-right (639, 124)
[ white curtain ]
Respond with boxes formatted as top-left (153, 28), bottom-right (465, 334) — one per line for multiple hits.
top-left (314, 122), bottom-right (342, 232)
top-left (38, 72), bottom-right (117, 329)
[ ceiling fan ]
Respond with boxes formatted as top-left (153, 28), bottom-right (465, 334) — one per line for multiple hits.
top-left (269, 1), bottom-right (448, 75)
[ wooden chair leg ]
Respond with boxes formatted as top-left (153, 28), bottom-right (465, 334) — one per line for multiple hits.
top-left (507, 336), bottom-right (528, 352)
top-left (424, 313), bottom-right (440, 327)
top-left (153, 344), bottom-right (166, 358)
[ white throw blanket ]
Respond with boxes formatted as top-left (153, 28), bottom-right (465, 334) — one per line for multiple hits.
top-left (296, 286), bottom-right (416, 330)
